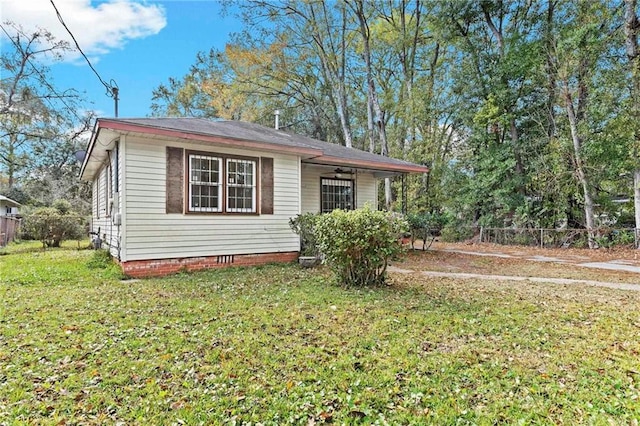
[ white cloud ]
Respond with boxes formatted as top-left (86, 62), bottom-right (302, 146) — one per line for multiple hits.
top-left (1, 0), bottom-right (166, 61)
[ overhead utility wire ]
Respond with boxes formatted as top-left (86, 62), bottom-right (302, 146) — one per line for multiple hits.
top-left (49, 0), bottom-right (119, 116)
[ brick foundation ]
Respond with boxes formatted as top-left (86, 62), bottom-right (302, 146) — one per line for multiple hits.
top-left (121, 251), bottom-right (299, 278)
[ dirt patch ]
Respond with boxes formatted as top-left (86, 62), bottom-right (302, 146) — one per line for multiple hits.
top-left (394, 241), bottom-right (640, 285)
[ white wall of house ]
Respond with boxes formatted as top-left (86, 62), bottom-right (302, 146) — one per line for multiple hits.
top-left (91, 142), bottom-right (122, 259)
top-left (0, 202), bottom-right (19, 216)
top-left (121, 136), bottom-right (300, 262)
top-left (300, 164), bottom-right (378, 214)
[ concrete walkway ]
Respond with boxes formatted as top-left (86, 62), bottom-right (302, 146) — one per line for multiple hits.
top-left (388, 266), bottom-right (640, 292)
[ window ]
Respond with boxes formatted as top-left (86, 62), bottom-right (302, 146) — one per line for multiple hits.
top-left (189, 154), bottom-right (222, 212)
top-left (187, 153), bottom-right (257, 214)
top-left (94, 179), bottom-right (99, 218)
top-left (321, 178), bottom-right (354, 213)
top-left (111, 141), bottom-right (119, 195)
top-left (226, 158), bottom-right (256, 213)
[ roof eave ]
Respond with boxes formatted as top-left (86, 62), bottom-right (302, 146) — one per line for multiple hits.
top-left (304, 155), bottom-right (430, 174)
top-left (0, 196), bottom-right (21, 207)
top-left (79, 119), bottom-right (100, 181)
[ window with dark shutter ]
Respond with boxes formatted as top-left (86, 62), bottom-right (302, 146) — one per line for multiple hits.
top-left (166, 148), bottom-right (274, 215)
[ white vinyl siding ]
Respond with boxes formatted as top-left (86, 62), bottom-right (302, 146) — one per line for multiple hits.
top-left (355, 172), bottom-right (377, 209)
top-left (122, 136), bottom-right (300, 262)
top-left (90, 141), bottom-right (123, 259)
top-left (301, 164), bottom-right (378, 213)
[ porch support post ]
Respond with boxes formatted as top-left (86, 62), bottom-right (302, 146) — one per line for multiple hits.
top-left (402, 174), bottom-right (407, 214)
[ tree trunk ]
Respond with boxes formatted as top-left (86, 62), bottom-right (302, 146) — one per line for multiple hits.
top-left (563, 81), bottom-right (597, 248)
top-left (366, 92), bottom-right (375, 153)
top-left (482, 2), bottom-right (525, 195)
top-left (350, 0), bottom-right (391, 207)
top-left (635, 170), bottom-right (640, 247)
top-left (624, 0), bottom-right (640, 248)
top-left (545, 0), bottom-right (557, 139)
top-left (308, 1), bottom-right (353, 147)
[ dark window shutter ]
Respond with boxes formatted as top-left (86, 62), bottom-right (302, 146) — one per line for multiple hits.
top-left (260, 157), bottom-right (274, 215)
top-left (166, 147), bottom-right (184, 213)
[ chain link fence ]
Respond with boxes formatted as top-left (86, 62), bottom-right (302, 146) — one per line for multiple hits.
top-left (408, 223), bottom-right (640, 249)
top-left (478, 227), bottom-right (639, 249)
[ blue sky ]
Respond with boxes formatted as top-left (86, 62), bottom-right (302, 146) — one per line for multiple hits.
top-left (2, 0), bottom-right (244, 118)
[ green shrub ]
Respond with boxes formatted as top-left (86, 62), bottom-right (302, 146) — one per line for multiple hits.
top-left (314, 206), bottom-right (408, 286)
top-left (289, 213), bottom-right (320, 257)
top-left (440, 219), bottom-right (475, 242)
top-left (595, 229), bottom-right (636, 248)
top-left (613, 229), bottom-right (636, 246)
top-left (86, 249), bottom-right (115, 269)
top-left (22, 200), bottom-right (86, 248)
top-left (406, 211), bottom-right (449, 250)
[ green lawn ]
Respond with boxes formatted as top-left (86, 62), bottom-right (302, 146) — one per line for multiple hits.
top-left (1, 244), bottom-right (640, 424)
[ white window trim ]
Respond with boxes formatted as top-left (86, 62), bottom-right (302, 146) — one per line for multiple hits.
top-left (226, 158), bottom-right (257, 213)
top-left (189, 154), bottom-right (223, 213)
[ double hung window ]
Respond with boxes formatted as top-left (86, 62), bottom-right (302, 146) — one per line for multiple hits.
top-left (189, 154), bottom-right (223, 212)
top-left (188, 153), bottom-right (256, 213)
top-left (226, 159), bottom-right (256, 213)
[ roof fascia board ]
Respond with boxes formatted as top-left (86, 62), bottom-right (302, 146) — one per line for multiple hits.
top-left (0, 196), bottom-right (21, 207)
top-left (79, 119), bottom-right (100, 180)
top-left (304, 155), bottom-right (430, 174)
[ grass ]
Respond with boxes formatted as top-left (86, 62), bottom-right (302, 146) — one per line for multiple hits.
top-left (1, 244), bottom-right (640, 424)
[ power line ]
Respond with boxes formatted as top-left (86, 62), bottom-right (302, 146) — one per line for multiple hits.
top-left (49, 0), bottom-right (119, 115)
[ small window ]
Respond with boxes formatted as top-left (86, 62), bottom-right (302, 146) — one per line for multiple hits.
top-left (321, 178), bottom-right (354, 213)
top-left (112, 141), bottom-right (119, 194)
top-left (227, 158), bottom-right (256, 213)
top-left (94, 179), bottom-right (99, 218)
top-left (189, 154), bottom-right (222, 212)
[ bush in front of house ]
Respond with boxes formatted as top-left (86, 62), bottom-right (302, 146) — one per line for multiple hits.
top-left (406, 211), bottom-right (449, 250)
top-left (22, 200), bottom-right (86, 248)
top-left (314, 206), bottom-right (408, 286)
top-left (289, 212), bottom-right (321, 258)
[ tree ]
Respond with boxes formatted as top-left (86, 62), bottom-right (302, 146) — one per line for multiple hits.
top-left (624, 0), bottom-right (640, 247)
top-left (152, 0), bottom-right (635, 245)
top-left (348, 0), bottom-right (393, 207)
top-left (0, 22), bottom-right (92, 208)
top-left (23, 199), bottom-right (86, 248)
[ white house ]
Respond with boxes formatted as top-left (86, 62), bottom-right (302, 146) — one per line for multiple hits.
top-left (79, 118), bottom-right (429, 277)
top-left (0, 195), bottom-right (21, 246)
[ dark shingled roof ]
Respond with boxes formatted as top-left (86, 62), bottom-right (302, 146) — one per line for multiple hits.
top-left (93, 117), bottom-right (429, 174)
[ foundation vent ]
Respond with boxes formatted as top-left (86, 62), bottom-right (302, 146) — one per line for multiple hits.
top-left (216, 255), bottom-right (235, 264)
